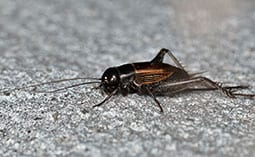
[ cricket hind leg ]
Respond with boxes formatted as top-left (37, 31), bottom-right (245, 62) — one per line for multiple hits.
top-left (168, 76), bottom-right (238, 98)
top-left (187, 82), bottom-right (255, 98)
top-left (170, 85), bottom-right (250, 96)
top-left (152, 77), bottom-right (254, 98)
top-left (194, 77), bottom-right (240, 98)
top-left (186, 85), bottom-right (249, 92)
top-left (151, 48), bottom-right (185, 70)
top-left (180, 76), bottom-right (255, 98)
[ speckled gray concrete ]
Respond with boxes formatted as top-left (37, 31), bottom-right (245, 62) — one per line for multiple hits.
top-left (0, 0), bottom-right (255, 157)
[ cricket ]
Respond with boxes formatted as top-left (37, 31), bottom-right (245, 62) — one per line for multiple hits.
top-left (2, 48), bottom-right (255, 112)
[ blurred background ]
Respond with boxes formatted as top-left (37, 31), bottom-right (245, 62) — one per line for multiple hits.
top-left (0, 0), bottom-right (254, 73)
top-left (0, 0), bottom-right (255, 156)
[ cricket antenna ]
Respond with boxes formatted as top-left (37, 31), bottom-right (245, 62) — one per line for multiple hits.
top-left (0, 77), bottom-right (101, 95)
top-left (33, 81), bottom-right (101, 93)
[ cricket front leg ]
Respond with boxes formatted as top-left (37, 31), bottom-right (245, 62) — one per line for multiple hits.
top-left (93, 88), bottom-right (118, 108)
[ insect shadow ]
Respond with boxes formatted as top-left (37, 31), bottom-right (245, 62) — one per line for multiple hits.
top-left (1, 48), bottom-right (254, 112)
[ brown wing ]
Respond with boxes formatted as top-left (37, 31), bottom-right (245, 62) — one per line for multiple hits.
top-left (133, 62), bottom-right (177, 85)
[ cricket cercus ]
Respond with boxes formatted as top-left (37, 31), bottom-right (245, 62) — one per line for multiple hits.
top-left (3, 48), bottom-right (255, 112)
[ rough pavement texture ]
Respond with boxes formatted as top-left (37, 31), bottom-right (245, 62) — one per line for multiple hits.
top-left (0, 0), bottom-right (255, 156)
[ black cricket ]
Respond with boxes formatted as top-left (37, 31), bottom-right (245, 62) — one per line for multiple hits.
top-left (2, 48), bottom-right (255, 112)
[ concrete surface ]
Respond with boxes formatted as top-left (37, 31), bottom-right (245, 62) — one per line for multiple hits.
top-left (0, 0), bottom-right (255, 156)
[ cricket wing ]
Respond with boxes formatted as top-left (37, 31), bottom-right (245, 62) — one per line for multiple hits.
top-left (134, 63), bottom-right (175, 85)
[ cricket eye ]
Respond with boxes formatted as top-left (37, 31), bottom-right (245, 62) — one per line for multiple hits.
top-left (109, 75), bottom-right (117, 84)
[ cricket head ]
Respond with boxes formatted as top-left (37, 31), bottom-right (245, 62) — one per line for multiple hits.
top-left (101, 67), bottom-right (120, 94)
